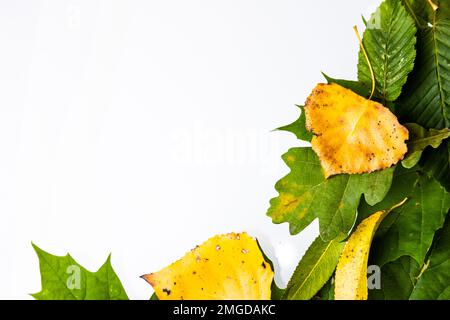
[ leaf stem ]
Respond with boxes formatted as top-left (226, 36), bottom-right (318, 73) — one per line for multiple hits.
top-left (353, 26), bottom-right (375, 99)
top-left (427, 0), bottom-right (438, 12)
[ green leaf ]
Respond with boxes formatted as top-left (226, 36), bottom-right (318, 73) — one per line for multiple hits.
top-left (402, 0), bottom-right (434, 27)
top-left (402, 123), bottom-right (450, 168)
top-left (369, 256), bottom-right (420, 300)
top-left (358, 0), bottom-right (417, 102)
top-left (32, 244), bottom-right (128, 300)
top-left (322, 73), bottom-right (370, 97)
top-left (316, 277), bottom-right (335, 300)
top-left (283, 236), bottom-right (344, 300)
top-left (276, 105), bottom-right (312, 142)
top-left (150, 292), bottom-right (159, 300)
top-left (410, 217), bottom-right (450, 299)
top-left (367, 171), bottom-right (450, 266)
top-left (398, 13), bottom-right (450, 129)
top-left (422, 140), bottom-right (450, 191)
top-left (267, 147), bottom-right (394, 241)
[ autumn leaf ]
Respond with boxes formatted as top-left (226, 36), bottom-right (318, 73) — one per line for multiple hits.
top-left (267, 147), bottom-right (394, 241)
top-left (304, 83), bottom-right (408, 178)
top-left (141, 232), bottom-right (274, 300)
top-left (334, 200), bottom-right (406, 300)
top-left (32, 244), bottom-right (128, 300)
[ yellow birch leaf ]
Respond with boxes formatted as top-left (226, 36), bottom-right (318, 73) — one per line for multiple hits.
top-left (141, 232), bottom-right (274, 300)
top-left (305, 83), bottom-right (409, 178)
top-left (334, 199), bottom-right (407, 300)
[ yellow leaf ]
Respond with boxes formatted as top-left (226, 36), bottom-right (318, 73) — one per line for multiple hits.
top-left (305, 83), bottom-right (409, 178)
top-left (334, 199), bottom-right (407, 300)
top-left (141, 232), bottom-right (274, 300)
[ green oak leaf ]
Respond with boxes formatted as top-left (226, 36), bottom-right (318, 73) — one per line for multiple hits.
top-left (321, 73), bottom-right (370, 97)
top-left (402, 123), bottom-right (450, 168)
top-left (32, 244), bottom-right (128, 300)
top-left (358, 0), bottom-right (417, 102)
top-left (267, 147), bottom-right (394, 241)
top-left (369, 256), bottom-right (420, 300)
top-left (422, 140), bottom-right (450, 192)
top-left (282, 236), bottom-right (344, 300)
top-left (398, 9), bottom-right (450, 129)
top-left (410, 218), bottom-right (450, 299)
top-left (361, 167), bottom-right (450, 266)
top-left (276, 105), bottom-right (312, 142)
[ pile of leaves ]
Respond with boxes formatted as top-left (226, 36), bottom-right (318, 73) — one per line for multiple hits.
top-left (270, 0), bottom-right (450, 300)
top-left (32, 0), bottom-right (450, 300)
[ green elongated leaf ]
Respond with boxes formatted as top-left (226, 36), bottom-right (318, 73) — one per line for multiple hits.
top-left (402, 123), bottom-right (450, 168)
top-left (321, 73), bottom-right (370, 97)
top-left (369, 256), bottom-right (420, 300)
top-left (402, 0), bottom-right (434, 27)
top-left (276, 105), bottom-right (312, 142)
top-left (422, 140), bottom-right (450, 191)
top-left (283, 236), bottom-right (344, 300)
top-left (410, 218), bottom-right (450, 299)
top-left (398, 13), bottom-right (450, 129)
top-left (358, 0), bottom-right (417, 102)
top-left (267, 147), bottom-right (394, 241)
top-left (366, 171), bottom-right (450, 266)
top-left (32, 244), bottom-right (128, 300)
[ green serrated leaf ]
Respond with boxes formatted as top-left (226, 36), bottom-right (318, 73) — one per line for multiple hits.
top-left (367, 171), bottom-right (450, 266)
top-left (276, 105), bottom-right (312, 142)
top-left (358, 0), bottom-right (417, 102)
top-left (321, 73), bottom-right (370, 97)
top-left (410, 217), bottom-right (450, 299)
top-left (369, 256), bottom-right (420, 300)
top-left (267, 147), bottom-right (394, 241)
top-left (32, 244), bottom-right (128, 300)
top-left (398, 12), bottom-right (450, 129)
top-left (402, 0), bottom-right (434, 27)
top-left (283, 236), bottom-right (344, 300)
top-left (402, 123), bottom-right (450, 168)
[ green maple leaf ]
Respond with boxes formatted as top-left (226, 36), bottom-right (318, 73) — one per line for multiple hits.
top-left (267, 147), bottom-right (394, 241)
top-left (321, 73), bottom-right (371, 97)
top-left (410, 217), bottom-right (450, 299)
top-left (360, 166), bottom-right (450, 266)
top-left (402, 123), bottom-right (450, 168)
top-left (398, 3), bottom-right (450, 129)
top-left (32, 244), bottom-right (128, 300)
top-left (282, 236), bottom-right (344, 300)
top-left (358, 0), bottom-right (417, 102)
top-left (276, 105), bottom-right (312, 142)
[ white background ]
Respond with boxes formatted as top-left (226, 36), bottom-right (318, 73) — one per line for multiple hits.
top-left (0, 0), bottom-right (379, 299)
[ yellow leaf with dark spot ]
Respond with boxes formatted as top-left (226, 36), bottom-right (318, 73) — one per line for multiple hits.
top-left (141, 232), bottom-right (274, 300)
top-left (305, 83), bottom-right (409, 178)
top-left (335, 199), bottom-right (407, 300)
